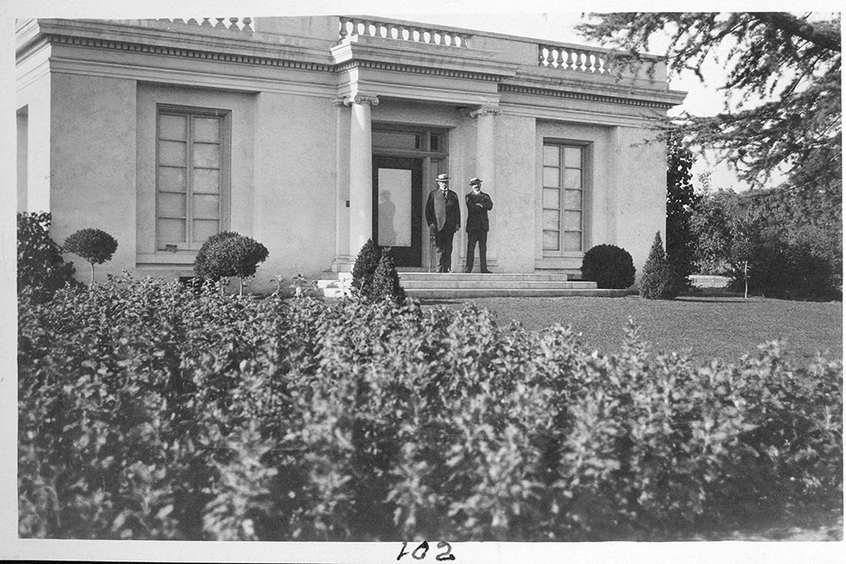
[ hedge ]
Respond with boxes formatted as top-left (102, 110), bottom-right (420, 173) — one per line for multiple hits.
top-left (18, 275), bottom-right (843, 540)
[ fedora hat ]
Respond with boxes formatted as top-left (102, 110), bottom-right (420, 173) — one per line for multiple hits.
top-left (436, 173), bottom-right (450, 182)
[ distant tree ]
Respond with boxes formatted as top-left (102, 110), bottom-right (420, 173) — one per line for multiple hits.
top-left (640, 232), bottom-right (677, 300)
top-left (63, 228), bottom-right (118, 284)
top-left (666, 134), bottom-right (698, 292)
top-left (730, 239), bottom-right (754, 298)
top-left (577, 13), bottom-right (841, 191)
top-left (689, 190), bottom-right (736, 274)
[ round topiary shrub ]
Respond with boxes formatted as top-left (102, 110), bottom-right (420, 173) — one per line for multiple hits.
top-left (580, 244), bottom-right (636, 289)
top-left (640, 232), bottom-right (677, 300)
top-left (194, 231), bottom-right (269, 294)
top-left (63, 227), bottom-right (119, 283)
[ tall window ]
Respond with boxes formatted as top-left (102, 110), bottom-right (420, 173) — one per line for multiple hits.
top-left (542, 143), bottom-right (586, 253)
top-left (156, 106), bottom-right (229, 250)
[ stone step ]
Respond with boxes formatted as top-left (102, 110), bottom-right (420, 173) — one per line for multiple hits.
top-left (314, 271), bottom-right (626, 299)
top-left (400, 280), bottom-right (596, 290)
top-left (398, 272), bottom-right (571, 282)
top-left (405, 288), bottom-right (627, 298)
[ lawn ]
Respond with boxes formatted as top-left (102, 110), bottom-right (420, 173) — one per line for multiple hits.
top-left (423, 294), bottom-right (843, 364)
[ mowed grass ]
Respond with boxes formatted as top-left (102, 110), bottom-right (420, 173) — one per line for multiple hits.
top-left (423, 294), bottom-right (842, 363)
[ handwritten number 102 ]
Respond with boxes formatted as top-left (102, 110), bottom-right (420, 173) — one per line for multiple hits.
top-left (397, 541), bottom-right (455, 561)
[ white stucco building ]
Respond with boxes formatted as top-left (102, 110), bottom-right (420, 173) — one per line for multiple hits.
top-left (15, 16), bottom-right (686, 293)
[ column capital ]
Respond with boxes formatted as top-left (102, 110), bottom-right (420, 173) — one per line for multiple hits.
top-left (344, 94), bottom-right (380, 107)
top-left (468, 105), bottom-right (501, 118)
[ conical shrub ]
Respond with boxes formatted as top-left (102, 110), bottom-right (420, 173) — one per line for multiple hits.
top-left (640, 232), bottom-right (677, 300)
top-left (351, 238), bottom-right (382, 298)
top-left (369, 249), bottom-right (406, 305)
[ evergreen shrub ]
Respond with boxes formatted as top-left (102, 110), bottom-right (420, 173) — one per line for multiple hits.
top-left (17, 212), bottom-right (78, 302)
top-left (641, 232), bottom-right (677, 300)
top-left (63, 228), bottom-right (118, 283)
top-left (18, 275), bottom-right (842, 541)
top-left (368, 249), bottom-right (406, 304)
top-left (351, 238), bottom-right (382, 297)
top-left (193, 231), bottom-right (269, 293)
top-left (580, 244), bottom-right (636, 289)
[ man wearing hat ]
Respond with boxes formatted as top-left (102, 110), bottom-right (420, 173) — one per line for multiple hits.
top-left (425, 173), bottom-right (461, 273)
top-left (464, 177), bottom-right (493, 273)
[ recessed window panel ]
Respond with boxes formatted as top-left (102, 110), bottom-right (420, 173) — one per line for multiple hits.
top-left (564, 147), bottom-right (582, 168)
top-left (563, 232), bottom-right (582, 251)
top-left (193, 169), bottom-right (220, 194)
top-left (564, 189), bottom-right (582, 210)
top-left (543, 209), bottom-right (560, 230)
top-left (192, 220), bottom-right (219, 244)
top-left (157, 108), bottom-right (228, 250)
top-left (543, 230), bottom-right (560, 251)
top-left (193, 143), bottom-right (220, 168)
top-left (192, 194), bottom-right (220, 220)
top-left (159, 141), bottom-right (187, 167)
top-left (564, 169), bottom-right (581, 189)
top-left (158, 193), bottom-right (186, 217)
top-left (564, 211), bottom-right (582, 231)
top-left (159, 115), bottom-right (187, 140)
top-left (543, 142), bottom-right (588, 254)
top-left (157, 218), bottom-right (186, 243)
top-left (543, 166), bottom-right (560, 187)
top-left (158, 167), bottom-right (187, 192)
top-left (543, 188), bottom-right (559, 209)
top-left (543, 145), bottom-right (560, 166)
top-left (193, 117), bottom-right (220, 143)
top-left (373, 130), bottom-right (420, 150)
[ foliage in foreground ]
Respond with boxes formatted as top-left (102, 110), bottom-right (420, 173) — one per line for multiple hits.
top-left (18, 276), bottom-right (843, 541)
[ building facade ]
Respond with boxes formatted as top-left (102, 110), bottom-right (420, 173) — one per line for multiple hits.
top-left (16, 16), bottom-right (686, 292)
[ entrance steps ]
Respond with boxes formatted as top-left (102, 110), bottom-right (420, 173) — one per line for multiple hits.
top-left (316, 271), bottom-right (627, 299)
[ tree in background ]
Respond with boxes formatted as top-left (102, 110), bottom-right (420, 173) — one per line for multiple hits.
top-left (665, 134), bottom-right (698, 293)
top-left (63, 228), bottom-right (119, 284)
top-left (577, 13), bottom-right (841, 192)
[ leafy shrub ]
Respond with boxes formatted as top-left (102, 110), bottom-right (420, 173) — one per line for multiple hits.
top-left (641, 232), bottom-right (677, 300)
top-left (364, 249), bottom-right (406, 304)
top-left (18, 275), bottom-right (842, 541)
top-left (63, 228), bottom-right (119, 283)
top-left (350, 238), bottom-right (382, 297)
top-left (17, 212), bottom-right (78, 302)
top-left (193, 231), bottom-right (269, 294)
top-left (580, 244), bottom-right (636, 289)
top-left (727, 226), bottom-right (842, 301)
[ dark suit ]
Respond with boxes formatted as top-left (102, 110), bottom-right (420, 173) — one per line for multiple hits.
top-left (425, 188), bottom-right (461, 272)
top-left (464, 190), bottom-right (493, 272)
